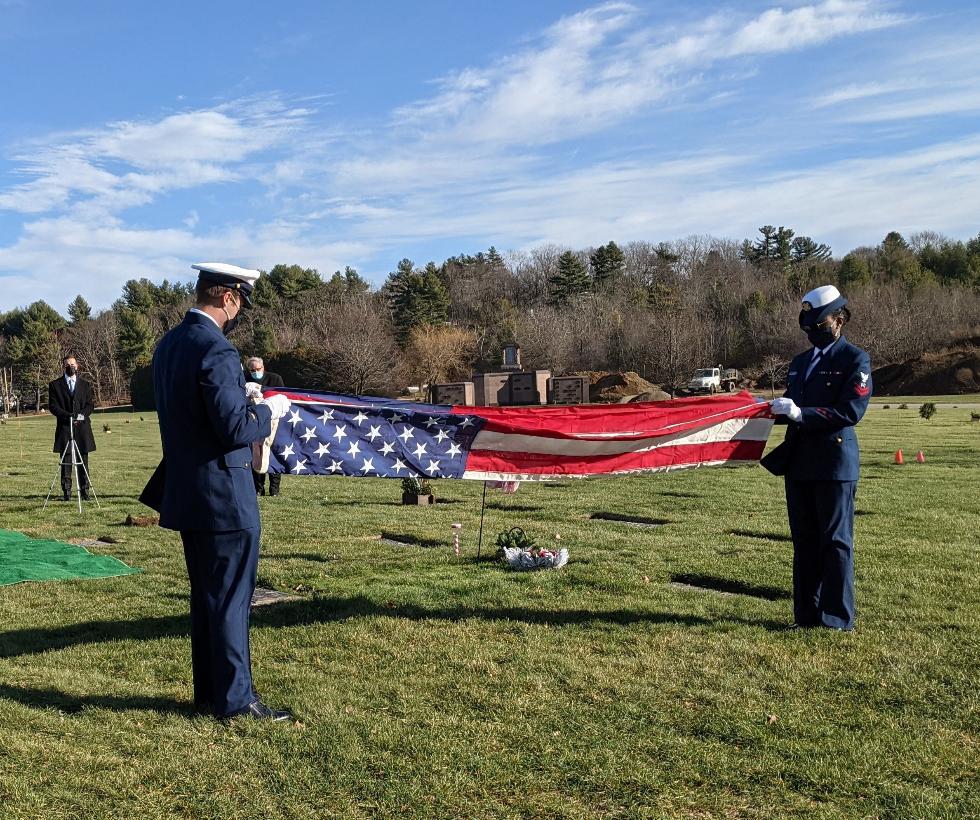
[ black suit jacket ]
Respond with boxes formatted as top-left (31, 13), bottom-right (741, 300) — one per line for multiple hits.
top-left (49, 376), bottom-right (96, 453)
top-left (253, 370), bottom-right (285, 388)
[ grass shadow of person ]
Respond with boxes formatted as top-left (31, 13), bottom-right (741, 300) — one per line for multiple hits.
top-left (0, 683), bottom-right (193, 716)
top-left (0, 596), bottom-right (787, 661)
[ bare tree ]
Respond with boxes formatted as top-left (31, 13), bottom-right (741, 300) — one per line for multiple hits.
top-left (322, 298), bottom-right (403, 396)
top-left (404, 323), bottom-right (476, 396)
top-left (759, 354), bottom-right (790, 398)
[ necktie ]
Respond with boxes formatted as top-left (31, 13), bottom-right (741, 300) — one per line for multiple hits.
top-left (805, 351), bottom-right (822, 381)
top-left (68, 378), bottom-right (75, 394)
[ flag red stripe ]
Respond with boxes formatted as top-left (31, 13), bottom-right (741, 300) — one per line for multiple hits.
top-left (452, 392), bottom-right (768, 440)
top-left (465, 439), bottom-right (765, 476)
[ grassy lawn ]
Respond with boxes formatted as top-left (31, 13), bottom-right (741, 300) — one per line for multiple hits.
top-left (0, 406), bottom-right (977, 818)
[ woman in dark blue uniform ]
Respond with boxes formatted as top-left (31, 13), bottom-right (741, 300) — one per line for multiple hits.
top-left (767, 285), bottom-right (872, 631)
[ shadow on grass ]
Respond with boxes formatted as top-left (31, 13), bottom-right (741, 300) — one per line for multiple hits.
top-left (2, 494), bottom-right (138, 501)
top-left (0, 596), bottom-right (786, 660)
top-left (0, 683), bottom-right (193, 716)
top-left (485, 503), bottom-right (543, 513)
top-left (262, 552), bottom-right (334, 563)
top-left (379, 532), bottom-right (446, 548)
top-left (728, 529), bottom-right (793, 543)
top-left (670, 573), bottom-right (790, 601)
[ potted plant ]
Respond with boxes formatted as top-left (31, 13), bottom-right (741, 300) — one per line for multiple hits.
top-left (401, 475), bottom-right (435, 505)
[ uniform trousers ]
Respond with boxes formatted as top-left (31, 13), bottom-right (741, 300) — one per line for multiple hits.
top-left (784, 479), bottom-right (856, 630)
top-left (252, 470), bottom-right (281, 496)
top-left (180, 527), bottom-right (260, 716)
top-left (60, 450), bottom-right (90, 493)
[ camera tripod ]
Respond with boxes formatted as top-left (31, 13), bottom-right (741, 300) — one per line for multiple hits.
top-left (43, 419), bottom-right (100, 512)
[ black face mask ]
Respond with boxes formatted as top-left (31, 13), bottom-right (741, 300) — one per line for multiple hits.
top-left (65, 365), bottom-right (77, 377)
top-left (804, 327), bottom-right (838, 348)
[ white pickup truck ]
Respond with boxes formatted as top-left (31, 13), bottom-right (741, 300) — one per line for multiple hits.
top-left (686, 366), bottom-right (740, 394)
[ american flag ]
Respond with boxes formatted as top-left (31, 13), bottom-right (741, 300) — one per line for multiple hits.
top-left (253, 389), bottom-right (773, 481)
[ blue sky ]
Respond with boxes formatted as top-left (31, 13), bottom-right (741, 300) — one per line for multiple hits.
top-left (1, 0), bottom-right (979, 312)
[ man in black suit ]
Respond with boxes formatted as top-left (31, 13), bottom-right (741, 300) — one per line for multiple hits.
top-left (246, 356), bottom-right (286, 497)
top-left (48, 355), bottom-right (96, 501)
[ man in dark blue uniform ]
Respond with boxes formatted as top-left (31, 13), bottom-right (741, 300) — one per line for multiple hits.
top-left (142, 262), bottom-right (292, 719)
top-left (768, 285), bottom-right (872, 631)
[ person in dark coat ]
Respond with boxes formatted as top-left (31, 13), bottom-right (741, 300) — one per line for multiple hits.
top-left (769, 285), bottom-right (872, 631)
top-left (246, 356), bottom-right (285, 497)
top-left (48, 355), bottom-right (96, 501)
top-left (141, 262), bottom-right (292, 720)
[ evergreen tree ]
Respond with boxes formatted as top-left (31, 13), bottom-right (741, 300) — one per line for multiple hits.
top-left (919, 241), bottom-right (976, 286)
top-left (590, 241), bottom-right (625, 289)
top-left (790, 236), bottom-right (832, 263)
top-left (744, 225), bottom-right (779, 264)
top-left (116, 308), bottom-right (155, 377)
top-left (266, 264), bottom-right (321, 299)
top-left (323, 266), bottom-right (371, 302)
top-left (837, 253), bottom-right (871, 288)
top-left (880, 231), bottom-right (924, 288)
top-left (384, 259), bottom-right (450, 343)
top-left (251, 322), bottom-right (277, 358)
top-left (120, 279), bottom-right (158, 314)
top-left (486, 246), bottom-right (505, 271)
top-left (549, 251), bottom-right (591, 305)
top-left (774, 226), bottom-right (795, 266)
top-left (5, 305), bottom-right (63, 409)
top-left (67, 295), bottom-right (92, 325)
top-left (251, 275), bottom-right (280, 309)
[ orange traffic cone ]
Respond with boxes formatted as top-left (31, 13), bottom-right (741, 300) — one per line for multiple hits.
top-left (894, 449), bottom-right (904, 465)
top-left (916, 450), bottom-right (925, 463)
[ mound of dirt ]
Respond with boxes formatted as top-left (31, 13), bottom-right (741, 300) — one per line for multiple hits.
top-left (629, 388), bottom-right (673, 403)
top-left (575, 371), bottom-right (664, 402)
top-left (872, 347), bottom-right (980, 395)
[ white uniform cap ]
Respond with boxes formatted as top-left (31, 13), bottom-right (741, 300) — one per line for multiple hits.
top-left (801, 285), bottom-right (842, 310)
top-left (192, 262), bottom-right (261, 287)
top-left (192, 262), bottom-right (261, 306)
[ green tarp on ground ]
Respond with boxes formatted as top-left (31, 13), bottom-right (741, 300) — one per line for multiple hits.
top-left (0, 529), bottom-right (140, 586)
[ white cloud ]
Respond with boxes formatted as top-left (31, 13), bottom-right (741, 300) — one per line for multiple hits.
top-left (726, 0), bottom-right (908, 56)
top-left (0, 99), bottom-right (306, 217)
top-left (387, 0), bottom-right (907, 154)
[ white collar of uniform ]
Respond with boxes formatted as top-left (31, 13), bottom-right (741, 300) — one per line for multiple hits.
top-left (189, 307), bottom-right (222, 329)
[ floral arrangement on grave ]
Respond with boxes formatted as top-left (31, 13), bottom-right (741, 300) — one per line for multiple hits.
top-left (495, 527), bottom-right (568, 570)
top-left (401, 475), bottom-right (435, 505)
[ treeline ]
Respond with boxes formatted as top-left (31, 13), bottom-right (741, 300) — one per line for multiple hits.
top-left (1, 227), bottom-right (978, 409)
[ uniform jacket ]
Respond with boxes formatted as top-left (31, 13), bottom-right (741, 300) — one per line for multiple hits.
top-left (142, 311), bottom-right (272, 531)
top-left (49, 376), bottom-right (96, 454)
top-left (251, 370), bottom-right (284, 388)
top-left (778, 336), bottom-right (872, 481)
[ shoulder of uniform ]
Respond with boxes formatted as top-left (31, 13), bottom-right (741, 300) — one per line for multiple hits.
top-left (839, 338), bottom-right (869, 360)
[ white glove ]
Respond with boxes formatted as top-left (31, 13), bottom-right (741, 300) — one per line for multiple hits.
top-left (770, 397), bottom-right (802, 423)
top-left (75, 413), bottom-right (85, 422)
top-left (263, 393), bottom-right (292, 420)
top-left (245, 382), bottom-right (263, 402)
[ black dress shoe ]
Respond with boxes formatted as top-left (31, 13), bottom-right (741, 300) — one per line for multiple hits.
top-left (80, 490), bottom-right (90, 501)
top-left (62, 492), bottom-right (71, 502)
top-left (230, 700), bottom-right (293, 722)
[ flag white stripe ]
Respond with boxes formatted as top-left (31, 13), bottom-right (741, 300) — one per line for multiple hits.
top-left (470, 417), bottom-right (772, 457)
